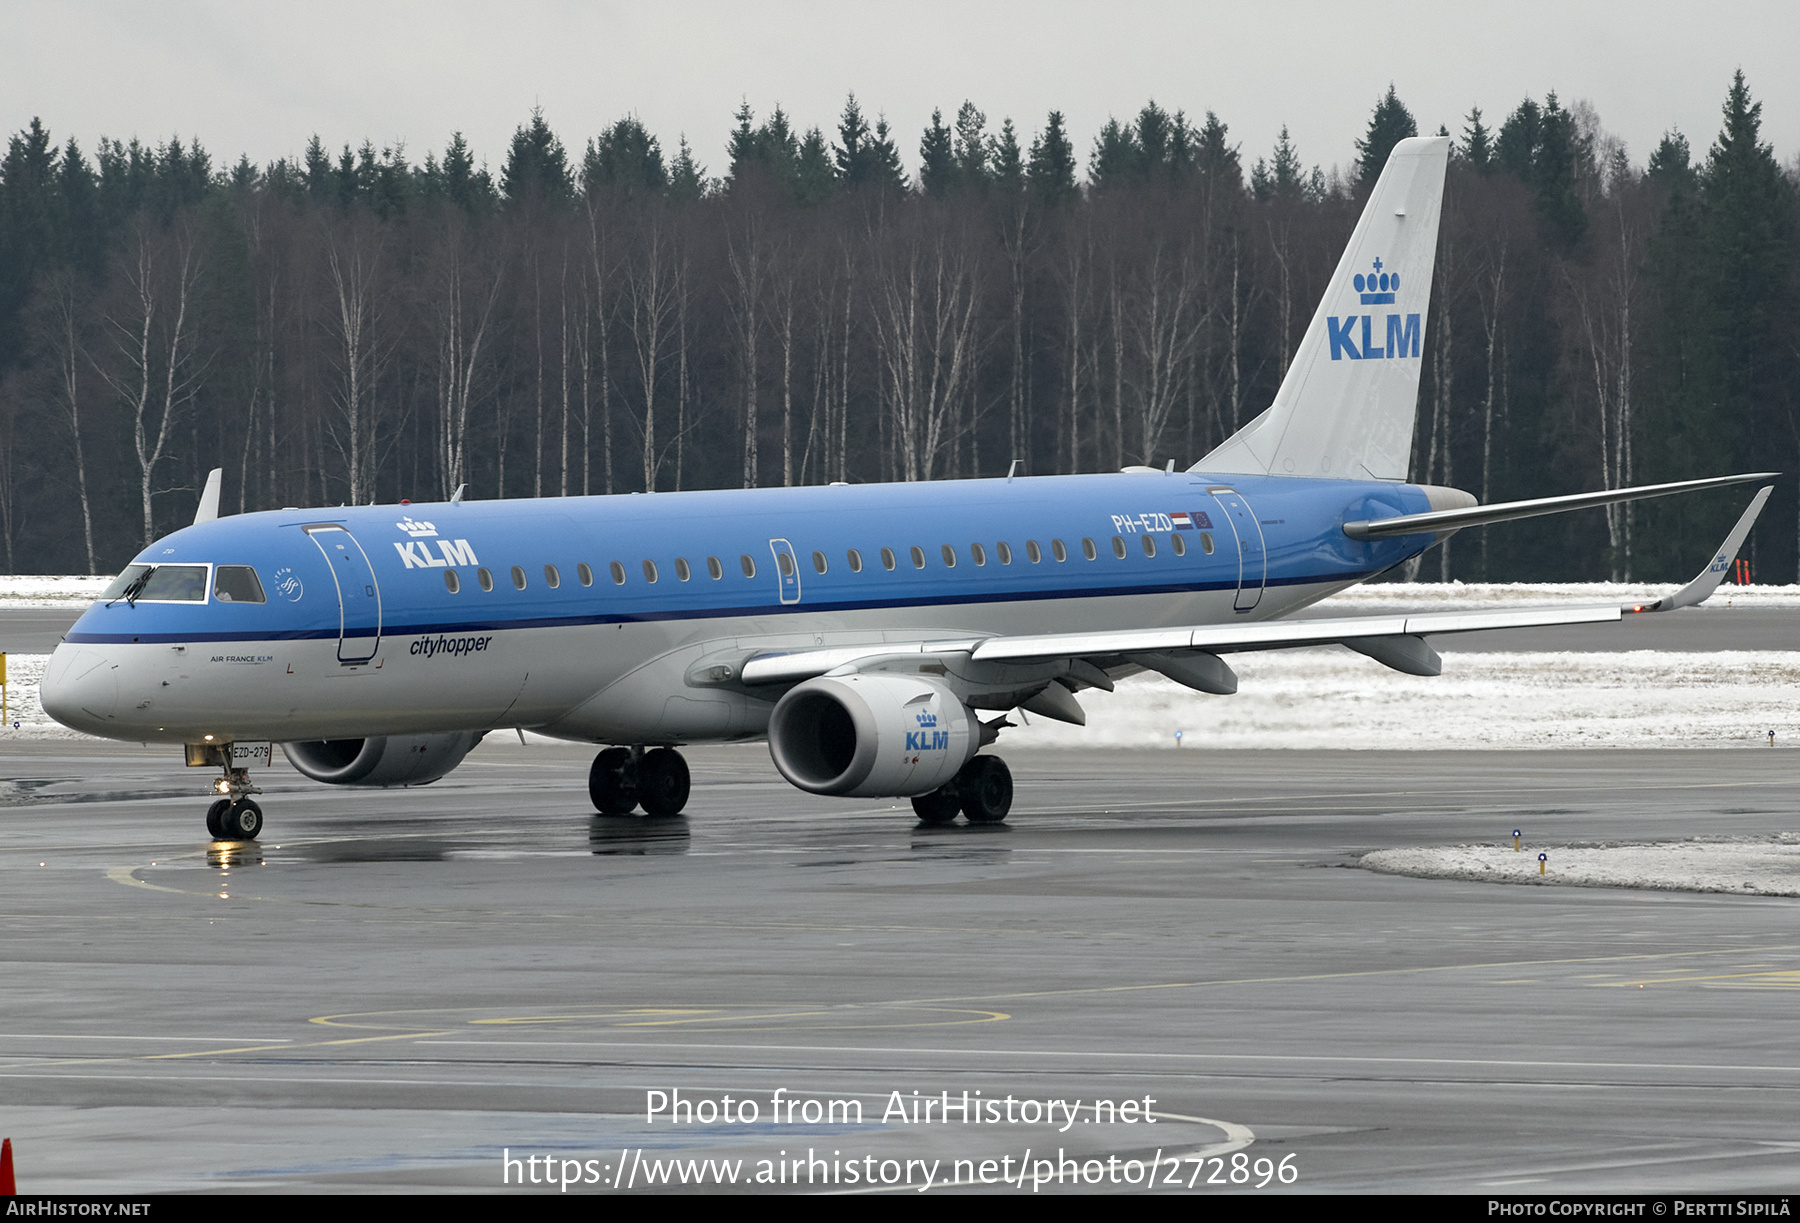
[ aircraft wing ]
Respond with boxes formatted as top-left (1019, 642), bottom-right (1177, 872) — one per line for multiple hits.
top-left (739, 487), bottom-right (1773, 697)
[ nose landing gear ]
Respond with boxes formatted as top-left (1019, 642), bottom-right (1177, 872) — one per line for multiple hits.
top-left (205, 766), bottom-right (264, 841)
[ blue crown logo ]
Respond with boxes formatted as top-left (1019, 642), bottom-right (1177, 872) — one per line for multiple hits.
top-left (1353, 258), bottom-right (1398, 305)
top-left (915, 709), bottom-right (938, 728)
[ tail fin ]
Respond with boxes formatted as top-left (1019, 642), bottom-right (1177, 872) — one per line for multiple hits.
top-left (1194, 135), bottom-right (1450, 482)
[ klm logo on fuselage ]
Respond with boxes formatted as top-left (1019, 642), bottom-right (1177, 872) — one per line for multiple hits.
top-left (905, 706), bottom-right (949, 752)
top-left (393, 515), bottom-right (478, 569)
top-left (1328, 257), bottom-right (1421, 362)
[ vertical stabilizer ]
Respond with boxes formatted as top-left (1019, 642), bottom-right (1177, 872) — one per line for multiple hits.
top-left (1194, 135), bottom-right (1450, 482)
top-left (193, 467), bottom-right (223, 524)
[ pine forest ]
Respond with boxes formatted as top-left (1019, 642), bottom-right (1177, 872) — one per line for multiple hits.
top-left (0, 77), bottom-right (1795, 583)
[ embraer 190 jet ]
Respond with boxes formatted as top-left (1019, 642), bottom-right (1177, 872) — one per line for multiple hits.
top-left (41, 136), bottom-right (1775, 840)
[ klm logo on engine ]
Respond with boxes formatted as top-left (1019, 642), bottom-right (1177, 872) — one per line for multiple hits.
top-left (1328, 257), bottom-right (1421, 361)
top-left (906, 706), bottom-right (949, 752)
top-left (392, 518), bottom-right (478, 569)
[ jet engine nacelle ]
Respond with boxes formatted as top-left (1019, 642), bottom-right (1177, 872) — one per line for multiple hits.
top-left (281, 731), bottom-right (485, 787)
top-left (767, 674), bottom-right (978, 798)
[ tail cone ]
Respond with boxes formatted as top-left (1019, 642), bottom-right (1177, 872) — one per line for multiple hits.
top-left (2, 1136), bottom-right (15, 1194)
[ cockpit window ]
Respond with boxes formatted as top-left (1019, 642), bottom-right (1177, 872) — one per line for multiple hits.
top-left (101, 565), bottom-right (151, 602)
top-left (102, 563), bottom-right (210, 603)
top-left (213, 566), bottom-right (266, 604)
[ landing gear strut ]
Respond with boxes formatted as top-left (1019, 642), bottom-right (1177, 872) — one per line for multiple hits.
top-left (590, 745), bottom-right (690, 816)
top-left (911, 754), bottom-right (1013, 826)
top-left (205, 766), bottom-right (263, 841)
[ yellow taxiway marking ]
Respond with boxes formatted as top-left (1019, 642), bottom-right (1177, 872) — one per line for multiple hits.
top-left (1604, 969), bottom-right (1800, 989)
top-left (293, 944), bottom-right (1800, 1045)
top-left (312, 1003), bottom-right (1009, 1034)
top-left (0, 1027), bottom-right (461, 1071)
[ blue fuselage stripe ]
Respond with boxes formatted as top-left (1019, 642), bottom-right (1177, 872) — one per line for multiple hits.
top-left (63, 473), bottom-right (1433, 647)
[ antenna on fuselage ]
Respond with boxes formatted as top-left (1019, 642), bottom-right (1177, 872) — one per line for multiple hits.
top-left (451, 484), bottom-right (466, 504)
top-left (193, 468), bottom-right (223, 525)
top-left (1007, 460), bottom-right (1021, 484)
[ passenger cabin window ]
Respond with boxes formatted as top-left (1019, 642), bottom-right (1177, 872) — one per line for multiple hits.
top-left (776, 551), bottom-right (794, 578)
top-left (577, 562), bottom-right (594, 586)
top-left (941, 544), bottom-right (957, 568)
top-left (213, 565), bottom-right (266, 603)
top-left (740, 554), bottom-right (757, 578)
top-left (707, 556), bottom-right (723, 580)
top-left (881, 547), bottom-right (897, 571)
top-left (610, 561), bottom-right (627, 585)
top-left (675, 557), bottom-right (691, 581)
top-left (1141, 535), bottom-right (1156, 558)
top-left (847, 549), bottom-right (863, 573)
top-left (1170, 534), bottom-right (1186, 556)
top-left (996, 541), bottom-right (1012, 565)
top-left (544, 564), bottom-right (561, 588)
top-left (643, 559), bottom-right (659, 583)
top-left (1199, 531), bottom-right (1215, 554)
top-left (1026, 540), bottom-right (1042, 563)
top-left (444, 570), bottom-right (460, 593)
top-left (1082, 538), bottom-right (1098, 561)
top-left (477, 567), bottom-right (494, 592)
top-left (1051, 539), bottom-right (1067, 562)
top-left (511, 566), bottom-right (527, 590)
top-left (812, 550), bottom-right (828, 574)
top-left (1112, 536), bottom-right (1127, 559)
top-left (910, 546), bottom-right (926, 569)
top-left (971, 542), bottom-right (987, 566)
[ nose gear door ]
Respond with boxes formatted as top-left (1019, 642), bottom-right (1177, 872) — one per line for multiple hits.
top-left (304, 525), bottom-right (383, 663)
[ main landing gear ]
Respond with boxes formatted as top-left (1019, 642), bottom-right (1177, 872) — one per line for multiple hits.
top-left (589, 745), bottom-right (691, 817)
top-left (204, 765), bottom-right (264, 841)
top-left (911, 754), bottom-right (1013, 827)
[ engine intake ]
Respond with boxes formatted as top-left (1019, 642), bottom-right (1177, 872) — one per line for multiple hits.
top-left (281, 731), bottom-right (485, 787)
top-left (768, 675), bottom-right (977, 797)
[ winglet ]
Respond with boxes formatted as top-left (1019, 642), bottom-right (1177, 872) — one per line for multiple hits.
top-left (1631, 486), bottom-right (1773, 613)
top-left (193, 468), bottom-right (223, 524)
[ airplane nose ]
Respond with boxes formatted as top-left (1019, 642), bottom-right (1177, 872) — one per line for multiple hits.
top-left (40, 646), bottom-right (120, 733)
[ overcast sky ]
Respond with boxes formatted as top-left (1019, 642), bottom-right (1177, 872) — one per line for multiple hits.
top-left (6, 1), bottom-right (1797, 182)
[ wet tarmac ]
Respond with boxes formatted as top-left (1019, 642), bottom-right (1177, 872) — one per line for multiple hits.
top-left (2, 738), bottom-right (1798, 1193)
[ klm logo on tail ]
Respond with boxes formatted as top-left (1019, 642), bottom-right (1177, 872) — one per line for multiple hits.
top-left (1328, 258), bottom-right (1420, 361)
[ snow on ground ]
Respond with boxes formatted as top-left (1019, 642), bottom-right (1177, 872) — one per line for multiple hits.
top-left (1000, 648), bottom-right (1800, 750)
top-left (6, 647), bottom-right (1799, 749)
top-left (0, 575), bottom-right (113, 608)
top-left (1362, 837), bottom-right (1800, 898)
top-left (1315, 580), bottom-right (1800, 611)
top-left (0, 653), bottom-right (65, 738)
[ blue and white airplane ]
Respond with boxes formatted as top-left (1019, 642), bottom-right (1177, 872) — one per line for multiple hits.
top-left (40, 137), bottom-right (1775, 840)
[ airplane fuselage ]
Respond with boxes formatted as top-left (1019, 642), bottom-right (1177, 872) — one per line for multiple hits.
top-left (43, 471), bottom-right (1436, 747)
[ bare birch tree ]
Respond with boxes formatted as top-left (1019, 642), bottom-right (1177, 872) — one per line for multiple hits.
top-left (98, 218), bottom-right (208, 544)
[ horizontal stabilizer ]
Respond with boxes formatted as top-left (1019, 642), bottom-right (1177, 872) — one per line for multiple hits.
top-left (1343, 473), bottom-right (1778, 540)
